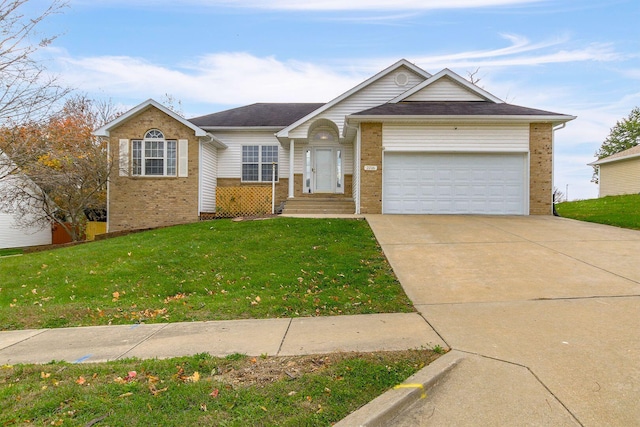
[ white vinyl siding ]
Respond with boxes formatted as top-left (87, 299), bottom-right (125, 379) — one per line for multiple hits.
top-left (215, 131), bottom-right (286, 178)
top-left (383, 123), bottom-right (530, 152)
top-left (0, 176), bottom-right (51, 249)
top-left (287, 67), bottom-right (426, 139)
top-left (598, 158), bottom-right (640, 197)
top-left (404, 77), bottom-right (485, 101)
top-left (0, 212), bottom-right (51, 248)
top-left (383, 153), bottom-right (527, 215)
top-left (200, 142), bottom-right (217, 212)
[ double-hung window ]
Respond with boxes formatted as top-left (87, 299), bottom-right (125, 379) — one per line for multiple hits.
top-left (132, 130), bottom-right (177, 176)
top-left (242, 145), bottom-right (278, 182)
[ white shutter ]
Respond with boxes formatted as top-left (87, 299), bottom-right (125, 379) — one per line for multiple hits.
top-left (178, 139), bottom-right (188, 177)
top-left (119, 139), bottom-right (129, 176)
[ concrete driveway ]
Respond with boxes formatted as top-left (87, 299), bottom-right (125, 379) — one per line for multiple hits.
top-left (367, 215), bottom-right (640, 426)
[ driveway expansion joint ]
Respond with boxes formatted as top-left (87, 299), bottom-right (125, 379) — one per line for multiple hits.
top-left (417, 312), bottom-right (451, 349)
top-left (455, 350), bottom-right (585, 426)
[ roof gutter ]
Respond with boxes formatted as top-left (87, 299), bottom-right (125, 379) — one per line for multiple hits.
top-left (346, 114), bottom-right (577, 125)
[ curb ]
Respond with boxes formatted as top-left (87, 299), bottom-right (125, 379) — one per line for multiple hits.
top-left (334, 350), bottom-right (465, 427)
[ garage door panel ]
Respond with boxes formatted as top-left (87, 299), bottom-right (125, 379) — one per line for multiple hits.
top-left (383, 153), bottom-right (526, 215)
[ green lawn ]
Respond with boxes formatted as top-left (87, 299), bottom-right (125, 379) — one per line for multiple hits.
top-left (555, 194), bottom-right (640, 230)
top-left (0, 218), bottom-right (413, 330)
top-left (0, 350), bottom-right (439, 426)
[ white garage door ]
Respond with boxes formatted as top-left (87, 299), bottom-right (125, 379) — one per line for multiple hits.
top-left (383, 153), bottom-right (526, 214)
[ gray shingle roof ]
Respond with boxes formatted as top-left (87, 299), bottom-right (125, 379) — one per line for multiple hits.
top-left (351, 101), bottom-right (568, 117)
top-left (189, 103), bottom-right (325, 128)
top-left (590, 144), bottom-right (640, 165)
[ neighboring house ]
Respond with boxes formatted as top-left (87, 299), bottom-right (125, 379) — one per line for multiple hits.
top-left (589, 145), bottom-right (640, 197)
top-left (95, 59), bottom-right (575, 233)
top-left (0, 153), bottom-right (52, 249)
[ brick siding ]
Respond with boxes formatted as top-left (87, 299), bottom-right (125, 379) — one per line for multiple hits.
top-left (108, 107), bottom-right (199, 232)
top-left (529, 123), bottom-right (553, 215)
top-left (359, 123), bottom-right (383, 214)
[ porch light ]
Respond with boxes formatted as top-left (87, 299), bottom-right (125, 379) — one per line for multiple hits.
top-left (313, 130), bottom-right (334, 141)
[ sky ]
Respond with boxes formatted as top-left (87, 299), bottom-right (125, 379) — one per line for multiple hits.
top-left (29, 0), bottom-right (640, 200)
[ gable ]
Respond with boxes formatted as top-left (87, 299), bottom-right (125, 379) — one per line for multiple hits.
top-left (95, 99), bottom-right (207, 138)
top-left (276, 59), bottom-right (431, 140)
top-left (392, 68), bottom-right (503, 104)
top-left (403, 76), bottom-right (485, 102)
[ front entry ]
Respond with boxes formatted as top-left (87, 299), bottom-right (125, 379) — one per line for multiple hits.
top-left (314, 148), bottom-right (333, 192)
top-left (304, 147), bottom-right (344, 194)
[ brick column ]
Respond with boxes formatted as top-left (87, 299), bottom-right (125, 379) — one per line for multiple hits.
top-left (529, 123), bottom-right (553, 215)
top-left (360, 123), bottom-right (383, 214)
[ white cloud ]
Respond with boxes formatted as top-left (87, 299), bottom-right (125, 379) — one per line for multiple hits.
top-left (47, 33), bottom-right (625, 112)
top-left (53, 52), bottom-right (365, 106)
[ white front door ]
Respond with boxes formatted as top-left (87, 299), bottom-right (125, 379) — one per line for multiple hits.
top-left (314, 148), bottom-right (334, 192)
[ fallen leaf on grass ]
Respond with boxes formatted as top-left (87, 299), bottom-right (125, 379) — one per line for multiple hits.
top-left (209, 389), bottom-right (219, 398)
top-left (114, 371), bottom-right (137, 384)
top-left (163, 293), bottom-right (186, 304)
top-left (149, 384), bottom-right (168, 396)
top-left (175, 366), bottom-right (200, 383)
top-left (75, 376), bottom-right (86, 385)
top-left (187, 371), bottom-right (200, 383)
top-left (118, 392), bottom-right (133, 398)
top-left (200, 403), bottom-right (207, 412)
top-left (40, 372), bottom-right (51, 379)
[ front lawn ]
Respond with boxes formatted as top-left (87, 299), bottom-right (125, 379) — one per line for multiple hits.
top-left (555, 194), bottom-right (640, 230)
top-left (0, 218), bottom-right (413, 330)
top-left (0, 350), bottom-right (439, 426)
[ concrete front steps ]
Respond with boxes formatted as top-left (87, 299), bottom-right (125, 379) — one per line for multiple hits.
top-left (282, 197), bottom-right (356, 215)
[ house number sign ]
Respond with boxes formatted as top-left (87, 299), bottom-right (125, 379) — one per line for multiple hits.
top-left (364, 165), bottom-right (378, 171)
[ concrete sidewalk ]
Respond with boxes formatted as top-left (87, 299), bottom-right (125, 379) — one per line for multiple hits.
top-left (0, 312), bottom-right (446, 365)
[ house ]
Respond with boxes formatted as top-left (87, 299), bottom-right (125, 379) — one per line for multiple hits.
top-left (0, 153), bottom-right (52, 249)
top-left (589, 145), bottom-right (640, 197)
top-left (95, 59), bottom-right (575, 233)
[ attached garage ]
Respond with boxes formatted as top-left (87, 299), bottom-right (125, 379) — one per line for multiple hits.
top-left (383, 152), bottom-right (527, 215)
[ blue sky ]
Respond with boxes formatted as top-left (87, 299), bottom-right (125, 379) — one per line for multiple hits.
top-left (33, 0), bottom-right (640, 200)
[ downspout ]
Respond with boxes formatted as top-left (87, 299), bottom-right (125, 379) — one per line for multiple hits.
top-left (288, 139), bottom-right (295, 198)
top-left (344, 120), bottom-right (360, 214)
top-left (198, 139), bottom-right (202, 218)
top-left (106, 137), bottom-right (111, 233)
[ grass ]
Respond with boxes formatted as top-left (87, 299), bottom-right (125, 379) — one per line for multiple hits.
top-left (555, 194), bottom-right (640, 230)
top-left (0, 248), bottom-right (23, 257)
top-left (0, 217), bottom-right (413, 330)
top-left (0, 350), bottom-right (439, 426)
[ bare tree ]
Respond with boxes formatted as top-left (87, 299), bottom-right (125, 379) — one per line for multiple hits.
top-left (0, 0), bottom-right (69, 123)
top-left (467, 67), bottom-right (482, 86)
top-left (161, 93), bottom-right (184, 117)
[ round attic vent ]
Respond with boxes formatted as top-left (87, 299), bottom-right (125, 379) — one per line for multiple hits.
top-left (395, 72), bottom-right (409, 87)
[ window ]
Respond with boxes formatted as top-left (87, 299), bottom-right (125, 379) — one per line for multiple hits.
top-left (132, 130), bottom-right (177, 176)
top-left (242, 145), bottom-right (278, 182)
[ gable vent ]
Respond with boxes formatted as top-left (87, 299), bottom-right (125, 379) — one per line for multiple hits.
top-left (395, 72), bottom-right (409, 87)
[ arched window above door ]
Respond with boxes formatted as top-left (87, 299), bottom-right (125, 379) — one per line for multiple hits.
top-left (312, 130), bottom-right (335, 142)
